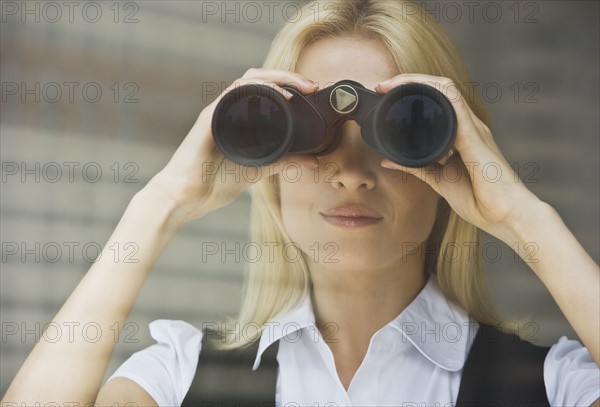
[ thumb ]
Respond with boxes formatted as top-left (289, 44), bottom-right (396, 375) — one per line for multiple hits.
top-left (265, 154), bottom-right (319, 177)
top-left (380, 158), bottom-right (445, 195)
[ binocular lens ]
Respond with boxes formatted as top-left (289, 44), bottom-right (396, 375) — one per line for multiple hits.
top-left (212, 87), bottom-right (292, 163)
top-left (376, 88), bottom-right (454, 166)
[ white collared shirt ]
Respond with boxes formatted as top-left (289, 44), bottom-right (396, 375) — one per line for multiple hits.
top-left (108, 277), bottom-right (600, 406)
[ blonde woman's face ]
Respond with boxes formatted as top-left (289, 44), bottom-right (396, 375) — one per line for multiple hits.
top-left (278, 35), bottom-right (440, 272)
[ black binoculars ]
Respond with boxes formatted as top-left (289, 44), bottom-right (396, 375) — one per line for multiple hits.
top-left (211, 79), bottom-right (456, 167)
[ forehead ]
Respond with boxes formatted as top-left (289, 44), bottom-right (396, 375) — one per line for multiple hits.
top-left (295, 35), bottom-right (399, 91)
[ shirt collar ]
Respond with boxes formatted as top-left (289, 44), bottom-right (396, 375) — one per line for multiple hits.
top-left (252, 275), bottom-right (474, 372)
top-left (387, 275), bottom-right (475, 371)
top-left (252, 294), bottom-right (315, 371)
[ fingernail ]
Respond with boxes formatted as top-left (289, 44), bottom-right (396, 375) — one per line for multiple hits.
top-left (378, 79), bottom-right (392, 88)
top-left (380, 159), bottom-right (393, 168)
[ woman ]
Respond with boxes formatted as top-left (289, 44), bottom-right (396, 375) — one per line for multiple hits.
top-left (3, 0), bottom-right (599, 405)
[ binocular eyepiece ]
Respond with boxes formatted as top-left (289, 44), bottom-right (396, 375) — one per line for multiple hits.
top-left (211, 79), bottom-right (456, 167)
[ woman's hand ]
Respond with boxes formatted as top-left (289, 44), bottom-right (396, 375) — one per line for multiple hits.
top-left (377, 74), bottom-right (600, 371)
top-left (2, 72), bottom-right (330, 403)
top-left (375, 73), bottom-right (541, 245)
top-left (144, 68), bottom-right (320, 229)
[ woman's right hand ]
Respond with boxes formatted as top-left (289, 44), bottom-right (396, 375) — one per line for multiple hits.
top-left (142, 68), bottom-right (320, 228)
top-left (3, 70), bottom-right (325, 406)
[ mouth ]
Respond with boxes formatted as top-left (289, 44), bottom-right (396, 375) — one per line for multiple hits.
top-left (319, 205), bottom-right (383, 228)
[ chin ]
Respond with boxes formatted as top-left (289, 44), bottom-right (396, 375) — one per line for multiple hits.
top-left (303, 241), bottom-right (393, 272)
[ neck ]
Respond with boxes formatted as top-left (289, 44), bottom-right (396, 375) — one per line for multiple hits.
top-left (305, 248), bottom-right (428, 390)
top-left (307, 248), bottom-right (428, 345)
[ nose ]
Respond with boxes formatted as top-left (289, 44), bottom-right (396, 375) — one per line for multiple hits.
top-left (320, 121), bottom-right (377, 191)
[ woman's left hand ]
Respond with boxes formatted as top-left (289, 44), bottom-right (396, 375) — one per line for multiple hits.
top-left (376, 73), bottom-right (541, 245)
top-left (376, 75), bottom-right (600, 374)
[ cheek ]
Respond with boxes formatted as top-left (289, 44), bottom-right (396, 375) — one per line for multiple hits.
top-left (278, 174), bottom-right (317, 242)
top-left (390, 177), bottom-right (441, 243)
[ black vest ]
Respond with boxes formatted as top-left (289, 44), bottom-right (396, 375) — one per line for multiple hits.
top-left (182, 324), bottom-right (551, 407)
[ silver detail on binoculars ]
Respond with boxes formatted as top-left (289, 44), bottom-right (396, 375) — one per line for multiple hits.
top-left (330, 84), bottom-right (359, 114)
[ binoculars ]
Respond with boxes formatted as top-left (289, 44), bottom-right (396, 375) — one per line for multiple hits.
top-left (211, 79), bottom-right (457, 167)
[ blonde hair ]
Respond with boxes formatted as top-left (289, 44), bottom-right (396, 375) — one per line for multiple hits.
top-left (217, 0), bottom-right (509, 350)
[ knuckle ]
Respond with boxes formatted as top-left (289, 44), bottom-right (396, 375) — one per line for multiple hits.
top-left (227, 78), bottom-right (255, 92)
top-left (475, 118), bottom-right (492, 135)
top-left (437, 77), bottom-right (455, 90)
top-left (480, 123), bottom-right (492, 136)
top-left (243, 67), bottom-right (259, 77)
top-left (230, 78), bottom-right (248, 88)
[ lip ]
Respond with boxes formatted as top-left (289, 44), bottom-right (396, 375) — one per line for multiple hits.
top-left (320, 205), bottom-right (383, 228)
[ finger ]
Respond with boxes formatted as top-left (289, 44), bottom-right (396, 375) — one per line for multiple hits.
top-left (375, 73), bottom-right (441, 93)
top-left (380, 158), bottom-right (445, 196)
top-left (221, 78), bottom-right (295, 100)
top-left (241, 68), bottom-right (319, 94)
top-left (263, 154), bottom-right (319, 179)
top-left (437, 147), bottom-right (457, 166)
top-left (203, 78), bottom-right (295, 120)
top-left (223, 154), bottom-right (319, 187)
top-left (375, 73), bottom-right (492, 154)
top-left (281, 153), bottom-right (319, 168)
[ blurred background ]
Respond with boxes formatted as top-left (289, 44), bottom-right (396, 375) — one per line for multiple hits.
top-left (1, 0), bottom-right (598, 397)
